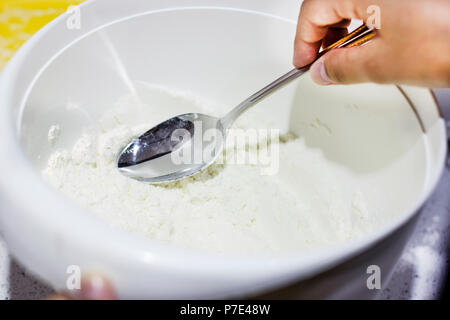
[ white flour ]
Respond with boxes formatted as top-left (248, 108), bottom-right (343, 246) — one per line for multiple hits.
top-left (43, 85), bottom-right (373, 256)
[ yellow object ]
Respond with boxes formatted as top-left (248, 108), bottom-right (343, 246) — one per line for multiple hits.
top-left (0, 0), bottom-right (84, 71)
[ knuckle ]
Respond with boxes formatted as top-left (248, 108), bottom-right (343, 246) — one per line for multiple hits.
top-left (300, 0), bottom-right (319, 17)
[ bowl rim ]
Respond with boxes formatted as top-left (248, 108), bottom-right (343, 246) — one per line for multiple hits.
top-left (0, 0), bottom-right (447, 281)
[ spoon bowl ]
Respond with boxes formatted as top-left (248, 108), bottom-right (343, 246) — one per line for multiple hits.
top-left (118, 113), bottom-right (225, 183)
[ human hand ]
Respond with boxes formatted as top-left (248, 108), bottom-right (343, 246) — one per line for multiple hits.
top-left (45, 274), bottom-right (116, 300)
top-left (293, 0), bottom-right (450, 87)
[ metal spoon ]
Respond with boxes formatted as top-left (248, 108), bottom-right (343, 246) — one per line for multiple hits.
top-left (117, 25), bottom-right (375, 183)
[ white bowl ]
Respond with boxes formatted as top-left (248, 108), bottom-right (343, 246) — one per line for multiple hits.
top-left (0, 0), bottom-right (447, 299)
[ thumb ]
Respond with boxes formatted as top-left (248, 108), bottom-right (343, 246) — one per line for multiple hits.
top-left (309, 40), bottom-right (385, 85)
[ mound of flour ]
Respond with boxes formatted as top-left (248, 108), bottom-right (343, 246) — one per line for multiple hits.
top-left (43, 85), bottom-right (372, 256)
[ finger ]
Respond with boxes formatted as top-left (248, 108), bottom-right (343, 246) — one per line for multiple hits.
top-left (73, 274), bottom-right (117, 300)
top-left (293, 0), bottom-right (371, 67)
top-left (294, 39), bottom-right (322, 69)
top-left (309, 38), bottom-right (389, 85)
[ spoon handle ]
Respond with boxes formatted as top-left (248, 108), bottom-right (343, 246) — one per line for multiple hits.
top-left (220, 24), bottom-right (376, 129)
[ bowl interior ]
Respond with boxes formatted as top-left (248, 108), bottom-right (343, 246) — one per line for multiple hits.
top-left (20, 8), bottom-right (429, 251)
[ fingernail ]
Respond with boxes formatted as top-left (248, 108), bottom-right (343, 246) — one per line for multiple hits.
top-left (310, 59), bottom-right (333, 85)
top-left (75, 274), bottom-right (116, 300)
